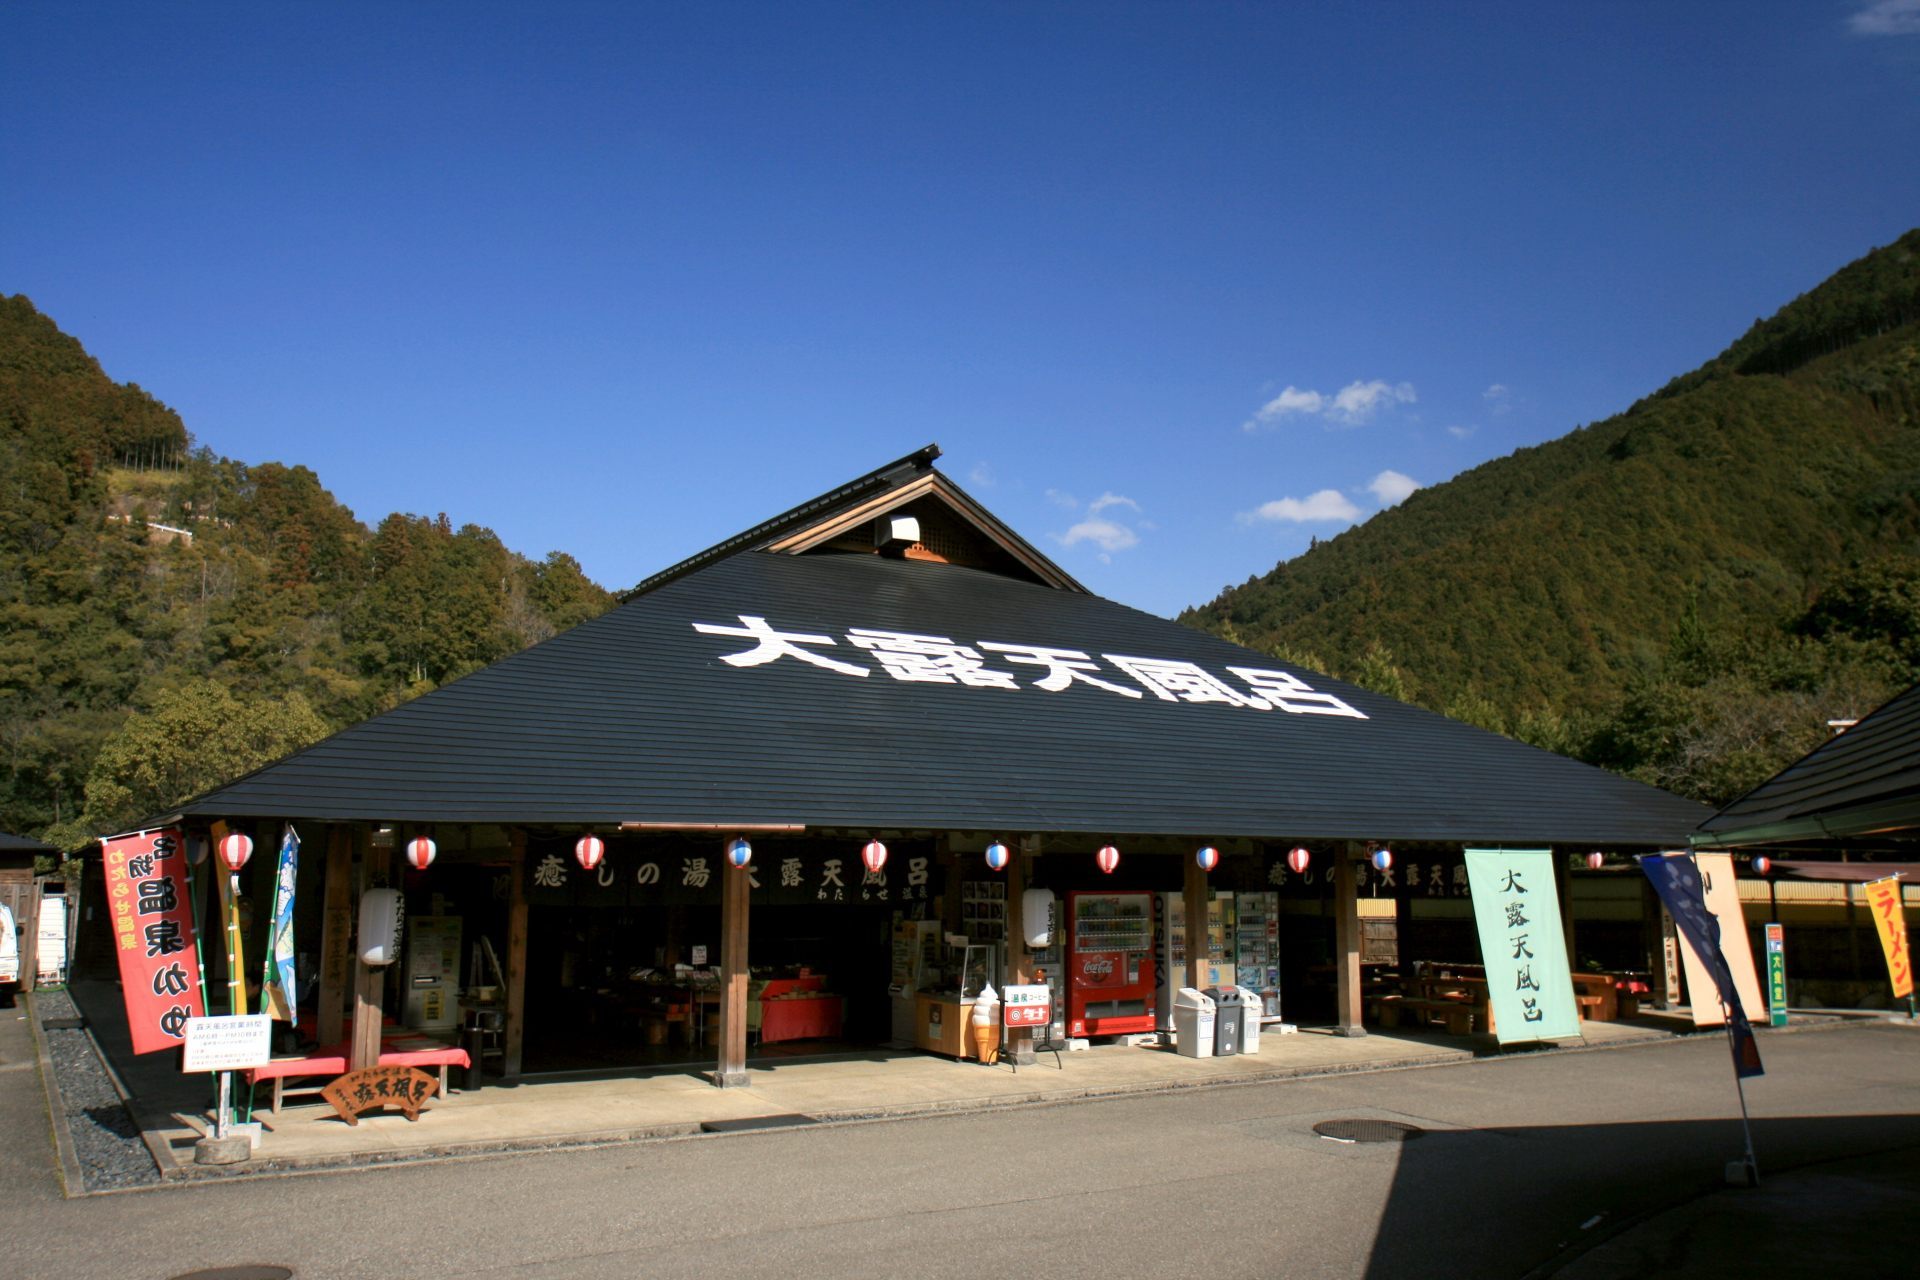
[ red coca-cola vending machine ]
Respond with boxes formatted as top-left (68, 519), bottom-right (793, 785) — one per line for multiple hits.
top-left (1068, 891), bottom-right (1156, 1037)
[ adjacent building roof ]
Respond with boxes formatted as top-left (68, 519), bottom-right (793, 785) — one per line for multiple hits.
top-left (1694, 682), bottom-right (1920, 850)
top-left (174, 507), bottom-right (1710, 845)
top-left (0, 832), bottom-right (56, 855)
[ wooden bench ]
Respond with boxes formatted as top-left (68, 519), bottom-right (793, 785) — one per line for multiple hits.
top-left (245, 1041), bottom-right (471, 1113)
top-left (1377, 996), bottom-right (1478, 1036)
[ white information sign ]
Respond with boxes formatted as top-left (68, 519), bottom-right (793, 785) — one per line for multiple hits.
top-left (181, 1014), bottom-right (273, 1072)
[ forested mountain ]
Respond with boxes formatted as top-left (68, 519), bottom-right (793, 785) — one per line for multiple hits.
top-left (1185, 229), bottom-right (1920, 806)
top-left (0, 296), bottom-right (614, 850)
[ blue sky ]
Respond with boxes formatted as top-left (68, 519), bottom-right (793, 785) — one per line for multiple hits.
top-left (4, 3), bottom-right (1918, 616)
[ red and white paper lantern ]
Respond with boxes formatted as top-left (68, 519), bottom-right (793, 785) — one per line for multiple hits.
top-left (1195, 845), bottom-right (1220, 873)
top-left (861, 840), bottom-right (888, 875)
top-left (406, 835), bottom-right (437, 871)
top-left (217, 831), bottom-right (254, 873)
top-left (575, 834), bottom-right (605, 872)
top-left (1586, 851), bottom-right (1605, 871)
top-left (984, 840), bottom-right (1010, 872)
top-left (1096, 844), bottom-right (1121, 875)
top-left (1286, 846), bottom-right (1311, 876)
top-left (726, 835), bottom-right (752, 869)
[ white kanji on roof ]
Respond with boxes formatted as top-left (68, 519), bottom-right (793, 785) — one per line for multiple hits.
top-left (692, 615), bottom-right (869, 677)
top-left (978, 642), bottom-right (1143, 698)
top-left (846, 630), bottom-right (1018, 688)
top-left (1228, 667), bottom-right (1367, 718)
top-left (1104, 655), bottom-right (1266, 708)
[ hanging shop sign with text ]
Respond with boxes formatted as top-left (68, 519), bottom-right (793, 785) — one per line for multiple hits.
top-left (1464, 849), bottom-right (1580, 1044)
top-left (1264, 851), bottom-right (1471, 899)
top-left (101, 828), bottom-right (206, 1055)
top-left (1863, 876), bottom-right (1912, 1000)
top-left (527, 844), bottom-right (941, 909)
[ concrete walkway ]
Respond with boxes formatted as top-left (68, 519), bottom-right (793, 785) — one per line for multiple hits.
top-left (126, 1014), bottom-right (1681, 1178)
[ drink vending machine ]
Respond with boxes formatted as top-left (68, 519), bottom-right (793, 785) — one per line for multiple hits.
top-left (1068, 891), bottom-right (1156, 1037)
top-left (1154, 892), bottom-right (1236, 1036)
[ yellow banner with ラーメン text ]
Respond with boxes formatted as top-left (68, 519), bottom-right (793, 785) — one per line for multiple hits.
top-left (1863, 876), bottom-right (1912, 1000)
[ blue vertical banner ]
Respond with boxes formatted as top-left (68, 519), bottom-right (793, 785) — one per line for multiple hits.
top-left (1464, 849), bottom-right (1581, 1043)
top-left (261, 824), bottom-right (301, 1026)
top-left (1641, 853), bottom-right (1763, 1078)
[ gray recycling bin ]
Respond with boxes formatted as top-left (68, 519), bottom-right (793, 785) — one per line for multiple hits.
top-left (1172, 987), bottom-right (1216, 1058)
top-left (1204, 986), bottom-right (1240, 1056)
top-left (1213, 985), bottom-right (1260, 1055)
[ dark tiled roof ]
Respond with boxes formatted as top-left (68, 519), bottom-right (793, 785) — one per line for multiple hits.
top-left (0, 831), bottom-right (56, 855)
top-left (1696, 683), bottom-right (1920, 848)
top-left (178, 551), bottom-right (1708, 845)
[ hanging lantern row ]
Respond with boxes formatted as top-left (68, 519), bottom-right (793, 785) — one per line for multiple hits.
top-left (1096, 844), bottom-right (1121, 875)
top-left (1752, 855), bottom-right (1771, 877)
top-left (1586, 851), bottom-right (1605, 871)
top-left (406, 835), bottom-right (437, 871)
top-left (1195, 845), bottom-right (1219, 873)
top-left (1287, 846), bottom-right (1311, 875)
top-left (1370, 847), bottom-right (1392, 872)
top-left (217, 831), bottom-right (254, 873)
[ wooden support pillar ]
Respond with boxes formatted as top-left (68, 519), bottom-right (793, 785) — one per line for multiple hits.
top-left (317, 827), bottom-right (353, 1048)
top-left (1333, 844), bottom-right (1366, 1036)
top-left (350, 831), bottom-right (391, 1071)
top-left (1183, 850), bottom-right (1210, 991)
top-left (1005, 840), bottom-right (1034, 1065)
top-left (1554, 849), bottom-right (1577, 971)
top-left (502, 829), bottom-right (530, 1079)
top-left (713, 853), bottom-right (751, 1088)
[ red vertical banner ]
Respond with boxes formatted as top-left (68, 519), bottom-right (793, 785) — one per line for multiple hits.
top-left (101, 828), bottom-right (205, 1054)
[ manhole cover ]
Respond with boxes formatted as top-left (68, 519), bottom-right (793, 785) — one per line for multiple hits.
top-left (1314, 1119), bottom-right (1423, 1144)
top-left (169, 1268), bottom-right (293, 1280)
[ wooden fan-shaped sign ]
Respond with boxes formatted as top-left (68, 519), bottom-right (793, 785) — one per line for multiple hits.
top-left (322, 1065), bottom-right (438, 1125)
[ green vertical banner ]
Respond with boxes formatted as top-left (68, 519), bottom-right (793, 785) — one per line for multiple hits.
top-left (1764, 923), bottom-right (1788, 1027)
top-left (1465, 849), bottom-right (1581, 1044)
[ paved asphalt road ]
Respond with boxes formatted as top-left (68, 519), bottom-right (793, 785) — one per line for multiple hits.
top-left (2, 1016), bottom-right (1914, 1280)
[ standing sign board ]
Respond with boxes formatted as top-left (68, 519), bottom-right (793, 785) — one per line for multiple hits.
top-left (1862, 877), bottom-right (1912, 1000)
top-left (1764, 924), bottom-right (1788, 1027)
top-left (1670, 853), bottom-right (1766, 1028)
top-left (1001, 984), bottom-right (1051, 1027)
top-left (181, 1014), bottom-right (273, 1072)
top-left (1464, 850), bottom-right (1580, 1043)
top-left (101, 828), bottom-right (206, 1054)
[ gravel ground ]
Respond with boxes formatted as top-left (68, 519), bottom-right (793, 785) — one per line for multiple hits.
top-left (34, 988), bottom-right (163, 1191)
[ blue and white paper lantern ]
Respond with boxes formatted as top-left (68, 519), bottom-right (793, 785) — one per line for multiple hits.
top-left (1195, 845), bottom-right (1220, 873)
top-left (726, 835), bottom-right (752, 869)
top-left (984, 839), bottom-right (1010, 872)
top-left (1370, 847), bottom-right (1393, 872)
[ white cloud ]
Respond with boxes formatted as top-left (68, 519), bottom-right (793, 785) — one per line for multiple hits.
top-left (1328, 380), bottom-right (1417, 424)
top-left (1447, 424), bottom-right (1477, 439)
top-left (1051, 489), bottom-right (1145, 562)
top-left (1482, 383), bottom-right (1512, 415)
top-left (967, 462), bottom-right (995, 487)
top-left (1367, 469), bottom-right (1421, 506)
top-left (1238, 490), bottom-right (1362, 524)
top-left (1244, 379), bottom-right (1415, 430)
top-left (1851, 1), bottom-right (1920, 35)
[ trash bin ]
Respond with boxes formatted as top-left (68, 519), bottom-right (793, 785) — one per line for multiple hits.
top-left (1173, 987), bottom-right (1216, 1058)
top-left (1240, 987), bottom-right (1263, 1055)
top-left (1204, 986), bottom-right (1240, 1057)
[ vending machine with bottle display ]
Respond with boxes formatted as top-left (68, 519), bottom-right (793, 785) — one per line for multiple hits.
top-left (1068, 891), bottom-right (1156, 1037)
top-left (1234, 891), bottom-right (1282, 1019)
top-left (1154, 892), bottom-right (1236, 1036)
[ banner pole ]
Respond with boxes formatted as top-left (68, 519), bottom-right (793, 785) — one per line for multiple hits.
top-left (1722, 997), bottom-right (1760, 1186)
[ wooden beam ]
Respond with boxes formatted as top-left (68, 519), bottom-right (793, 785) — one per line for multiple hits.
top-left (714, 854), bottom-right (751, 1087)
top-left (1183, 850), bottom-right (1210, 997)
top-left (350, 831), bottom-right (390, 1071)
top-left (317, 826), bottom-right (353, 1047)
top-left (1005, 841), bottom-right (1033, 1066)
top-left (502, 829), bottom-right (530, 1079)
top-left (1333, 844), bottom-right (1366, 1036)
